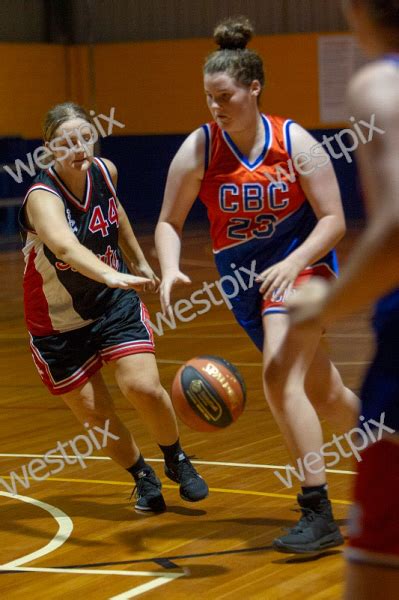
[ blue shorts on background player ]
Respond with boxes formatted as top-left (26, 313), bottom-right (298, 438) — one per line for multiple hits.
top-left (156, 16), bottom-right (359, 553)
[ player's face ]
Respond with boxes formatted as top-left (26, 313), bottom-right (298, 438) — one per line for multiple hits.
top-left (50, 118), bottom-right (95, 172)
top-left (204, 73), bottom-right (260, 132)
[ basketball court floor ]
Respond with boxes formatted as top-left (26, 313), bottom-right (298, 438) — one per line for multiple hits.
top-left (0, 228), bottom-right (372, 599)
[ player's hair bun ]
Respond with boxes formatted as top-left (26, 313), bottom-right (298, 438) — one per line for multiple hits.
top-left (214, 16), bottom-right (254, 50)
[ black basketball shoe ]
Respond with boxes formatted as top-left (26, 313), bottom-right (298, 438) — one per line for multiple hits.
top-left (132, 466), bottom-right (166, 513)
top-left (272, 491), bottom-right (344, 553)
top-left (165, 452), bottom-right (209, 502)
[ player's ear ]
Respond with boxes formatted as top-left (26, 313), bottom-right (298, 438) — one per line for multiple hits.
top-left (250, 80), bottom-right (262, 98)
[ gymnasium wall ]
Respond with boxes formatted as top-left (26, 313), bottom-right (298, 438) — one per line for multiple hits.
top-left (0, 33), bottom-right (349, 137)
top-left (0, 32), bottom-right (364, 237)
top-left (0, 0), bottom-right (348, 43)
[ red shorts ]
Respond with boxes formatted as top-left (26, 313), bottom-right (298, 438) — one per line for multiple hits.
top-left (346, 439), bottom-right (399, 567)
top-left (261, 263), bottom-right (336, 316)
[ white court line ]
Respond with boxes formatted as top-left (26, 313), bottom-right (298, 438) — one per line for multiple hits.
top-left (0, 566), bottom-right (183, 578)
top-left (0, 453), bottom-right (356, 475)
top-left (0, 491), bottom-right (73, 568)
top-left (109, 575), bottom-right (185, 599)
top-left (0, 492), bottom-right (185, 597)
top-left (157, 359), bottom-right (369, 367)
top-left (0, 565), bottom-right (184, 599)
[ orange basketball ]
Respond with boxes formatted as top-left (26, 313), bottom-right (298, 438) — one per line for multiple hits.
top-left (171, 355), bottom-right (246, 432)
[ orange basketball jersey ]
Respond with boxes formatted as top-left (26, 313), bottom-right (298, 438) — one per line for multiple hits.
top-left (199, 114), bottom-right (310, 254)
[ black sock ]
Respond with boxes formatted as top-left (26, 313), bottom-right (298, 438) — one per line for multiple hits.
top-left (159, 439), bottom-right (182, 465)
top-left (301, 484), bottom-right (328, 498)
top-left (126, 454), bottom-right (148, 481)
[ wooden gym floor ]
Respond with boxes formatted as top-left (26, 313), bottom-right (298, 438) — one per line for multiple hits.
top-left (0, 227), bottom-right (373, 599)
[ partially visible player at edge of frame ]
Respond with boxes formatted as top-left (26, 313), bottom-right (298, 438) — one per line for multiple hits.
top-left (155, 17), bottom-right (359, 553)
top-left (285, 0), bottom-right (399, 596)
top-left (19, 102), bottom-right (208, 512)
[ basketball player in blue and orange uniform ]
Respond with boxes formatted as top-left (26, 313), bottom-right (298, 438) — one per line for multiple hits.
top-left (20, 102), bottom-right (208, 512)
top-left (156, 17), bottom-right (359, 552)
top-left (288, 0), bottom-right (399, 595)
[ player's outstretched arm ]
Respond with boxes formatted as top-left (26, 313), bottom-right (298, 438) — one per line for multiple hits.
top-left (25, 190), bottom-right (151, 291)
top-left (155, 127), bottom-right (205, 313)
top-left (101, 157), bottom-right (160, 291)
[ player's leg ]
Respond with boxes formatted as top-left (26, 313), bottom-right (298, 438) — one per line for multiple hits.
top-left (97, 292), bottom-right (208, 504)
top-left (61, 370), bottom-right (140, 468)
top-left (113, 353), bottom-right (178, 446)
top-left (262, 312), bottom-right (325, 481)
top-left (61, 369), bottom-right (166, 513)
top-left (262, 313), bottom-right (344, 552)
top-left (305, 340), bottom-right (359, 431)
top-left (113, 352), bottom-right (209, 503)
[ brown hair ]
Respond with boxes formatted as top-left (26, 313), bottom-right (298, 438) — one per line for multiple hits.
top-left (43, 102), bottom-right (92, 142)
top-left (204, 16), bottom-right (265, 90)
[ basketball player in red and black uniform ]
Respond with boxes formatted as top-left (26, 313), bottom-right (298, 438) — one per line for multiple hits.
top-left (20, 102), bottom-right (208, 512)
top-left (156, 18), bottom-right (359, 552)
top-left (287, 1), bottom-right (399, 596)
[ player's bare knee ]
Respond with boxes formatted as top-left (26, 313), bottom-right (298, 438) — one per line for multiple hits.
top-left (263, 362), bottom-right (289, 399)
top-left (120, 377), bottom-right (165, 405)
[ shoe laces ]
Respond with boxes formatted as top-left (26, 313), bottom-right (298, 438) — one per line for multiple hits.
top-left (130, 470), bottom-right (158, 500)
top-left (286, 506), bottom-right (317, 533)
top-left (174, 454), bottom-right (197, 480)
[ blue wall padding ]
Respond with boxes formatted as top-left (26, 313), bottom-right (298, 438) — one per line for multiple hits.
top-left (0, 130), bottom-right (365, 238)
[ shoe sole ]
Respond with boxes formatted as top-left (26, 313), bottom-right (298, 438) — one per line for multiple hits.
top-left (272, 533), bottom-right (344, 554)
top-left (180, 490), bottom-right (209, 502)
top-left (134, 503), bottom-right (166, 513)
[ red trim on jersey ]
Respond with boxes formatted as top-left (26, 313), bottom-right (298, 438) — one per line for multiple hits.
top-left (24, 248), bottom-right (56, 335)
top-left (23, 183), bottom-right (63, 204)
top-left (22, 184), bottom-right (63, 234)
top-left (93, 157), bottom-right (117, 199)
top-left (48, 167), bottom-right (93, 212)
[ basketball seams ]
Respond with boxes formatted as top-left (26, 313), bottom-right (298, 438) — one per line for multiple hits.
top-left (198, 354), bottom-right (247, 404)
top-left (181, 365), bottom-right (233, 429)
top-left (171, 355), bottom-right (246, 432)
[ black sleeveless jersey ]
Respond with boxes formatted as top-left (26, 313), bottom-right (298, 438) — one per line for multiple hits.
top-left (20, 157), bottom-right (135, 335)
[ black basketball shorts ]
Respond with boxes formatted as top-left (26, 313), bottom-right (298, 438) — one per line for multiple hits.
top-left (29, 292), bottom-right (155, 395)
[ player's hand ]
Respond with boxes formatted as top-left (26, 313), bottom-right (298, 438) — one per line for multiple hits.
top-left (131, 261), bottom-right (161, 292)
top-left (160, 269), bottom-right (192, 315)
top-left (256, 257), bottom-right (303, 300)
top-left (287, 277), bottom-right (330, 327)
top-left (102, 272), bottom-right (152, 290)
